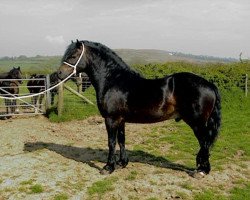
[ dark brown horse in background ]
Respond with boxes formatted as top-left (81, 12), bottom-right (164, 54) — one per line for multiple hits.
top-left (0, 67), bottom-right (22, 115)
top-left (27, 72), bottom-right (59, 111)
top-left (57, 40), bottom-right (221, 176)
top-left (71, 73), bottom-right (91, 93)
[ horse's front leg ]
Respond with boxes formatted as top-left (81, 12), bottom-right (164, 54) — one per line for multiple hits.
top-left (117, 121), bottom-right (129, 168)
top-left (101, 117), bottom-right (119, 174)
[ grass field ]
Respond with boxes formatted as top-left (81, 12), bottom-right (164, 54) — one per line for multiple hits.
top-left (0, 59), bottom-right (249, 199)
top-left (44, 61), bottom-right (250, 199)
top-left (48, 85), bottom-right (250, 199)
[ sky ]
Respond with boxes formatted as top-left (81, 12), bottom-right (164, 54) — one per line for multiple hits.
top-left (0, 0), bottom-right (249, 58)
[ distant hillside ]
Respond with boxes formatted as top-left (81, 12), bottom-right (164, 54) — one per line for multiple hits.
top-left (115, 49), bottom-right (237, 65)
top-left (0, 49), bottom-right (237, 73)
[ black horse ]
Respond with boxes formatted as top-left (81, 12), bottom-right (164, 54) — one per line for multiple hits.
top-left (0, 67), bottom-right (22, 115)
top-left (57, 40), bottom-right (221, 176)
top-left (27, 72), bottom-right (59, 110)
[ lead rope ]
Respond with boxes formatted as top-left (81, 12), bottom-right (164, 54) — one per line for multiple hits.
top-left (0, 43), bottom-right (85, 100)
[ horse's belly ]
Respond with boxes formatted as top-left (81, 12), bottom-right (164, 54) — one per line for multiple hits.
top-left (125, 108), bottom-right (179, 124)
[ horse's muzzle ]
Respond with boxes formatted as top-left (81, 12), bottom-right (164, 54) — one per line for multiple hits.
top-left (57, 64), bottom-right (73, 80)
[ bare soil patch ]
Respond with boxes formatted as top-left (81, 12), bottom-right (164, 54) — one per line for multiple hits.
top-left (0, 116), bottom-right (249, 200)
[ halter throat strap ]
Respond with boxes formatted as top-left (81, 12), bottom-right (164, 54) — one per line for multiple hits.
top-left (63, 42), bottom-right (85, 74)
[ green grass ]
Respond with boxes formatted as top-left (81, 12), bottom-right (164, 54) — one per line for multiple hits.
top-left (54, 193), bottom-right (69, 200)
top-left (194, 189), bottom-right (227, 200)
top-left (125, 170), bottom-right (138, 181)
top-left (194, 183), bottom-right (250, 200)
top-left (29, 184), bottom-right (44, 194)
top-left (0, 55), bottom-right (61, 74)
top-left (230, 183), bottom-right (250, 200)
top-left (87, 177), bottom-right (118, 197)
top-left (48, 84), bottom-right (98, 122)
top-left (20, 179), bottom-right (34, 185)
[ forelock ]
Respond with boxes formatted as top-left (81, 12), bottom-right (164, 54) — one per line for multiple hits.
top-left (61, 42), bottom-right (78, 64)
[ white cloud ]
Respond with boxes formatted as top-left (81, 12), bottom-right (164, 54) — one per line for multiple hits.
top-left (45, 35), bottom-right (66, 45)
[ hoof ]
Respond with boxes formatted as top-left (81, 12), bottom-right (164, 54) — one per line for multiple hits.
top-left (189, 170), bottom-right (206, 179)
top-left (100, 164), bottom-right (115, 175)
top-left (100, 168), bottom-right (112, 175)
top-left (116, 159), bottom-right (128, 169)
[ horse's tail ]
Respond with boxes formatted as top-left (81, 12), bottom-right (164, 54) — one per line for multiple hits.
top-left (206, 85), bottom-right (221, 148)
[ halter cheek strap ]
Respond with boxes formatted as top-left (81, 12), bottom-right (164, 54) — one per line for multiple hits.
top-left (63, 42), bottom-right (85, 74)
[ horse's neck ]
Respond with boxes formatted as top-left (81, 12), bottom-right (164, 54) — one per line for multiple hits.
top-left (84, 48), bottom-right (140, 98)
top-left (84, 66), bottom-right (105, 95)
top-left (85, 60), bottom-right (138, 102)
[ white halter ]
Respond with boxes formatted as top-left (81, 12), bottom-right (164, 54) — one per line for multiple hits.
top-left (63, 43), bottom-right (85, 74)
top-left (0, 43), bottom-right (85, 100)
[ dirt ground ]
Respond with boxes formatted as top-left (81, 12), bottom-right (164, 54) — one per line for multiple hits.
top-left (0, 115), bottom-right (249, 200)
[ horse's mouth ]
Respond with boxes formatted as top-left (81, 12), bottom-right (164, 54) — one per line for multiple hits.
top-left (56, 70), bottom-right (70, 81)
top-left (56, 71), bottom-right (64, 80)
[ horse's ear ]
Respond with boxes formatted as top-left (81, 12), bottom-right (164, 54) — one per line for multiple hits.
top-left (17, 66), bottom-right (20, 70)
top-left (71, 40), bottom-right (74, 44)
top-left (76, 39), bottom-right (82, 49)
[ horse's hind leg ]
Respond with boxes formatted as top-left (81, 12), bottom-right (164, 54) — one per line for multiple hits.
top-left (194, 125), bottom-right (211, 174)
top-left (182, 115), bottom-right (214, 174)
top-left (116, 121), bottom-right (129, 168)
top-left (192, 122), bottom-right (218, 175)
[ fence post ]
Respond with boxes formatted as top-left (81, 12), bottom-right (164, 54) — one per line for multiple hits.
top-left (245, 74), bottom-right (248, 97)
top-left (45, 75), bottom-right (51, 110)
top-left (57, 83), bottom-right (64, 117)
top-left (78, 73), bottom-right (83, 93)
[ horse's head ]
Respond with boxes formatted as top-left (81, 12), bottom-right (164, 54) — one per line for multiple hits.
top-left (9, 66), bottom-right (23, 84)
top-left (57, 40), bottom-right (86, 80)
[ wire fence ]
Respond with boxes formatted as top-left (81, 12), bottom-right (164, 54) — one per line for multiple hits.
top-left (0, 73), bottom-right (249, 118)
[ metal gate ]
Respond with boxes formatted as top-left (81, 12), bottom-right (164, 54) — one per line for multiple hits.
top-left (0, 77), bottom-right (47, 117)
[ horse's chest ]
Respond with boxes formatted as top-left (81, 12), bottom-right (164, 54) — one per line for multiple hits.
top-left (101, 90), bottom-right (128, 114)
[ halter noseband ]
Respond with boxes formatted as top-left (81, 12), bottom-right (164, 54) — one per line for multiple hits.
top-left (63, 42), bottom-right (85, 74)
